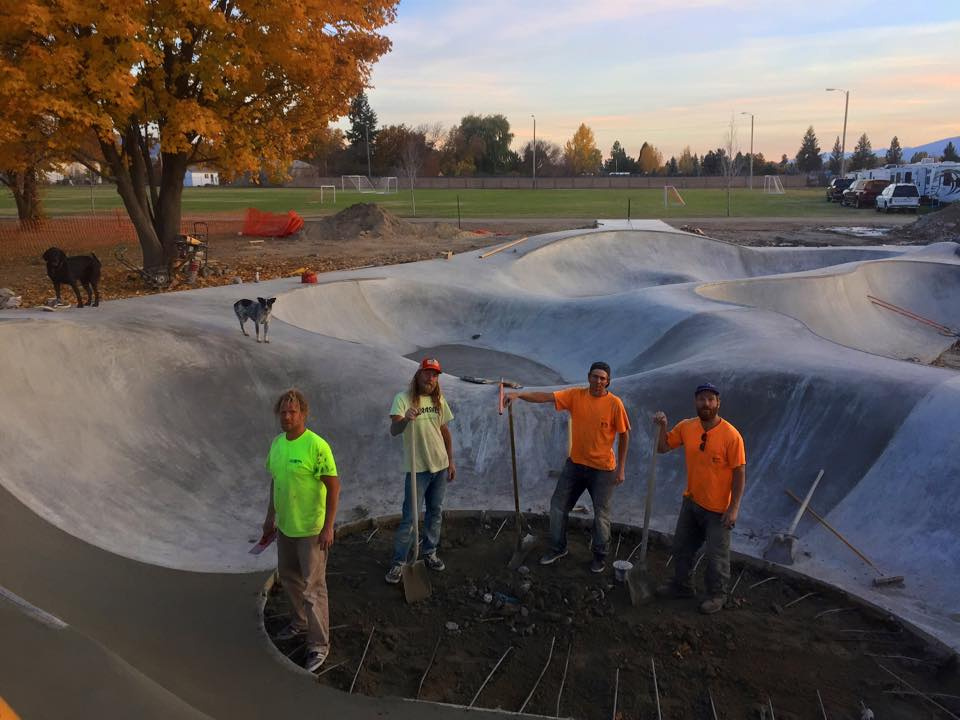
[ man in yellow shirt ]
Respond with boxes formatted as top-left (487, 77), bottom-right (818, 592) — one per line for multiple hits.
top-left (506, 361), bottom-right (630, 574)
top-left (263, 389), bottom-right (340, 672)
top-left (654, 382), bottom-right (745, 615)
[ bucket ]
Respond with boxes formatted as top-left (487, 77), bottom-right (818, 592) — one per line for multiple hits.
top-left (613, 560), bottom-right (633, 583)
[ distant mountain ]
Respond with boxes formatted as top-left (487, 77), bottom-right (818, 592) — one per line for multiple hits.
top-left (898, 136), bottom-right (960, 159)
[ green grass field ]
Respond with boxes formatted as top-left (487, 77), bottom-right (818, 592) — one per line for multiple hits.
top-left (0, 184), bottom-right (859, 219)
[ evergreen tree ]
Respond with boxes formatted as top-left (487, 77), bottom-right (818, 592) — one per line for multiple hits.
top-left (346, 92), bottom-right (379, 148)
top-left (849, 133), bottom-right (877, 171)
top-left (667, 157), bottom-right (678, 175)
top-left (692, 154), bottom-right (700, 176)
top-left (909, 151), bottom-right (929, 163)
top-left (828, 136), bottom-right (843, 174)
top-left (604, 140), bottom-right (632, 173)
top-left (885, 136), bottom-right (903, 164)
top-left (943, 141), bottom-right (960, 162)
top-left (795, 126), bottom-right (822, 172)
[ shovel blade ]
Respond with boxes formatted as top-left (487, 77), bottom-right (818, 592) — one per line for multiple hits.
top-left (402, 561), bottom-right (432, 603)
top-left (507, 534), bottom-right (537, 570)
top-left (626, 563), bottom-right (654, 606)
top-left (763, 534), bottom-right (797, 566)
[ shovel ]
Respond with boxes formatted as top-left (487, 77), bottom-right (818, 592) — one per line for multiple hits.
top-left (627, 425), bottom-right (660, 605)
top-left (504, 393), bottom-right (536, 569)
top-left (402, 427), bottom-right (432, 603)
top-left (763, 469), bottom-right (824, 565)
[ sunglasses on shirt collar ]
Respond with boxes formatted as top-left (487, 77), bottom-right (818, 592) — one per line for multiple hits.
top-left (699, 432), bottom-right (707, 451)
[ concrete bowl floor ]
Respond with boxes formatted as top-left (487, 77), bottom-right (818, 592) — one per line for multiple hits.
top-left (2, 223), bottom-right (960, 717)
top-left (267, 515), bottom-right (960, 720)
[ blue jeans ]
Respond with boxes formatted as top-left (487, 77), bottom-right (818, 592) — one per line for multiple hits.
top-left (671, 497), bottom-right (731, 596)
top-left (392, 469), bottom-right (448, 565)
top-left (549, 458), bottom-right (616, 558)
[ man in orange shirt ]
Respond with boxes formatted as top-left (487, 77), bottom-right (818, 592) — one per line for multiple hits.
top-left (654, 382), bottom-right (745, 614)
top-left (505, 361), bottom-right (630, 573)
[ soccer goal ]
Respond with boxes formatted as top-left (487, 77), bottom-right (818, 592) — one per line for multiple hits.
top-left (663, 185), bottom-right (686, 207)
top-left (340, 175), bottom-right (399, 194)
top-left (763, 176), bottom-right (785, 194)
top-left (319, 184), bottom-right (336, 203)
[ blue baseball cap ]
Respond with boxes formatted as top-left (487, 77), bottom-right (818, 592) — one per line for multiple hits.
top-left (695, 382), bottom-right (720, 397)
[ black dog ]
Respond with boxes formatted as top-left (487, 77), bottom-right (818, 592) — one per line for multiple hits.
top-left (42, 247), bottom-right (101, 308)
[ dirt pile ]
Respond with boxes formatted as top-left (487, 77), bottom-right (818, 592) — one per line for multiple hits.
top-left (306, 203), bottom-right (481, 243)
top-left (264, 515), bottom-right (960, 720)
top-left (895, 202), bottom-right (960, 244)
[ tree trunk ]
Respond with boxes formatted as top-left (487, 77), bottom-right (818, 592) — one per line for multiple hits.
top-left (1, 168), bottom-right (44, 225)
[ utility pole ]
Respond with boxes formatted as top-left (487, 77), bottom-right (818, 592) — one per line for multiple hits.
top-left (826, 88), bottom-right (850, 176)
top-left (740, 112), bottom-right (754, 190)
top-left (531, 114), bottom-right (537, 190)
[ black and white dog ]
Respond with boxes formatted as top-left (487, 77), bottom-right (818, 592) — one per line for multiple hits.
top-left (233, 297), bottom-right (276, 343)
top-left (42, 247), bottom-right (101, 307)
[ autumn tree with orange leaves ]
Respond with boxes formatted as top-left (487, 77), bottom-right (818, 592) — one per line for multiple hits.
top-left (0, 1), bottom-right (397, 276)
top-left (564, 124), bottom-right (602, 175)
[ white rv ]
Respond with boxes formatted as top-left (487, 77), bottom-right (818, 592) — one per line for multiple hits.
top-left (881, 159), bottom-right (959, 204)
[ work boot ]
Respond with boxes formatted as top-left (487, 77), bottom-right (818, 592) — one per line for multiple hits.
top-left (699, 596), bottom-right (726, 615)
top-left (304, 646), bottom-right (329, 673)
top-left (590, 556), bottom-right (606, 574)
top-left (274, 623), bottom-right (305, 641)
top-left (539, 548), bottom-right (569, 566)
top-left (424, 553), bottom-right (445, 572)
top-left (655, 582), bottom-right (695, 599)
top-left (384, 564), bottom-right (403, 585)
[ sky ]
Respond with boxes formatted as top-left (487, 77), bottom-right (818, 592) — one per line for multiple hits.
top-left (350, 0), bottom-right (960, 162)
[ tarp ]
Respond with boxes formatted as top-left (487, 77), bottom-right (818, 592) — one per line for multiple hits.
top-left (242, 208), bottom-right (304, 238)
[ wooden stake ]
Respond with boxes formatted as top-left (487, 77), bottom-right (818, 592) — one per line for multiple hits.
top-left (317, 659), bottom-right (348, 677)
top-left (784, 592), bottom-right (817, 609)
top-left (748, 576), bottom-right (776, 591)
top-left (876, 663), bottom-right (960, 719)
top-left (813, 608), bottom-right (854, 620)
top-left (768, 696), bottom-right (776, 719)
top-left (416, 633), bottom-right (442, 699)
top-left (556, 643), bottom-right (572, 718)
top-left (708, 688), bottom-right (719, 720)
top-left (730, 568), bottom-right (745, 595)
top-left (611, 667), bottom-right (620, 720)
top-left (349, 625), bottom-right (376, 694)
top-left (470, 646), bottom-right (513, 707)
top-left (651, 658), bottom-right (662, 720)
top-left (492, 517), bottom-right (508, 541)
top-left (519, 636), bottom-right (556, 714)
top-left (816, 689), bottom-right (828, 719)
top-left (365, 526), bottom-right (379, 543)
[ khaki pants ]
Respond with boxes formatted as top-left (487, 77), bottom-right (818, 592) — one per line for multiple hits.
top-left (277, 531), bottom-right (329, 652)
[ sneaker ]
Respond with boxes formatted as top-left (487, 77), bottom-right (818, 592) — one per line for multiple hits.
top-left (590, 556), bottom-right (606, 574)
top-left (655, 582), bottom-right (695, 599)
top-left (424, 553), bottom-right (445, 572)
top-left (274, 623), bottom-right (305, 641)
top-left (700, 596), bottom-right (726, 615)
top-left (539, 548), bottom-right (569, 566)
top-left (384, 564), bottom-right (403, 585)
top-left (304, 647), bottom-right (329, 673)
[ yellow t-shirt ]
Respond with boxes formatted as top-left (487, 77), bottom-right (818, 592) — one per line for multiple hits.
top-left (553, 387), bottom-right (630, 471)
top-left (666, 418), bottom-right (745, 513)
top-left (265, 429), bottom-right (338, 537)
top-left (390, 392), bottom-right (454, 473)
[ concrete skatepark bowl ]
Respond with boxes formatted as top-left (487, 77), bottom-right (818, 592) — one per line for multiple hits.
top-left (2, 221), bottom-right (959, 718)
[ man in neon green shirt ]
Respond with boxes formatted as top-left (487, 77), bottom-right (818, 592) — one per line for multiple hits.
top-left (263, 389), bottom-right (340, 673)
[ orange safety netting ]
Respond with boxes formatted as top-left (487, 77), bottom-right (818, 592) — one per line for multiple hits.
top-left (242, 208), bottom-right (304, 238)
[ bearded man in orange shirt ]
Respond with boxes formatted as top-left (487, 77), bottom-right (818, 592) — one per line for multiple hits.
top-left (654, 382), bottom-right (746, 615)
top-left (505, 361), bottom-right (631, 574)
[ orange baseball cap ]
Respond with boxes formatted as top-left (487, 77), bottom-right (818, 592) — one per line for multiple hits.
top-left (419, 357), bottom-right (442, 372)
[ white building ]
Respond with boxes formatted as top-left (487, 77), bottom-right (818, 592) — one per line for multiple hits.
top-left (184, 167), bottom-right (219, 187)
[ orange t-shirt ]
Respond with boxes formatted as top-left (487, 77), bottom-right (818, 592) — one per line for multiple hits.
top-left (666, 417), bottom-right (746, 513)
top-left (554, 387), bottom-right (631, 471)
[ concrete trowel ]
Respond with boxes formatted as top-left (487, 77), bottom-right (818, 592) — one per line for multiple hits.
top-left (402, 427), bottom-right (431, 603)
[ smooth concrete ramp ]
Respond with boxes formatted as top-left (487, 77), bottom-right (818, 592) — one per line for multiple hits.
top-left (2, 226), bottom-right (960, 716)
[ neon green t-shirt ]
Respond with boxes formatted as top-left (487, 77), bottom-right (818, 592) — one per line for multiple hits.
top-left (390, 392), bottom-right (454, 473)
top-left (265, 429), bottom-right (338, 537)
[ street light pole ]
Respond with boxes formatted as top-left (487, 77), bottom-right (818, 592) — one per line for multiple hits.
top-left (531, 114), bottom-right (536, 190)
top-left (740, 111), bottom-right (754, 190)
top-left (826, 88), bottom-right (850, 176)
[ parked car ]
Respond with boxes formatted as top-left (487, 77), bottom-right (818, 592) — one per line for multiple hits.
top-left (825, 177), bottom-right (854, 202)
top-left (842, 179), bottom-right (890, 208)
top-left (875, 183), bottom-right (920, 213)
